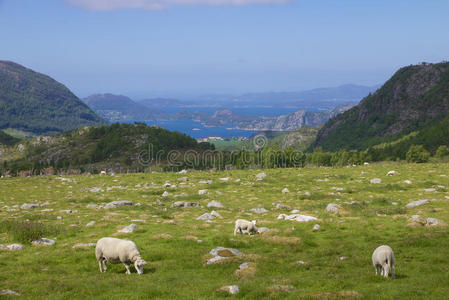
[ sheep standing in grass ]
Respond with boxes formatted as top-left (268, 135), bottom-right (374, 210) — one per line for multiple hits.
top-left (234, 219), bottom-right (258, 236)
top-left (372, 245), bottom-right (395, 279)
top-left (95, 237), bottom-right (147, 275)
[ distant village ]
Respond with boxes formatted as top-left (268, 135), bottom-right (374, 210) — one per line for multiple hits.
top-left (197, 136), bottom-right (249, 143)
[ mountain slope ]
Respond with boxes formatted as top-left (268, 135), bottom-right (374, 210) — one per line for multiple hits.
top-left (312, 62), bottom-right (449, 151)
top-left (0, 61), bottom-right (105, 135)
top-left (84, 94), bottom-right (164, 122)
top-left (0, 130), bottom-right (20, 146)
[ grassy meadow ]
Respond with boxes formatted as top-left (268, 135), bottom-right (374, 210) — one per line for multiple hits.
top-left (0, 163), bottom-right (448, 299)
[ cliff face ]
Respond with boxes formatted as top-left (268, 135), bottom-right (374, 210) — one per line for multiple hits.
top-left (312, 62), bottom-right (449, 151)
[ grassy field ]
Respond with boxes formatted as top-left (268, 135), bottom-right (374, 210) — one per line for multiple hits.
top-left (0, 163), bottom-right (448, 299)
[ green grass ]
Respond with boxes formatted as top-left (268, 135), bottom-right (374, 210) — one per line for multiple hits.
top-left (0, 163), bottom-right (448, 299)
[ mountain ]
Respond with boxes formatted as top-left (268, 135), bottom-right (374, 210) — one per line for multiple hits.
top-left (201, 104), bottom-right (355, 131)
top-left (2, 122), bottom-right (214, 175)
top-left (84, 94), bottom-right (165, 122)
top-left (0, 60), bottom-right (105, 135)
top-left (312, 62), bottom-right (449, 151)
top-left (0, 130), bottom-right (20, 146)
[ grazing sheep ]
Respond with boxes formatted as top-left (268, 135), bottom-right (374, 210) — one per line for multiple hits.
top-left (372, 245), bottom-right (395, 279)
top-left (95, 237), bottom-right (147, 275)
top-left (234, 219), bottom-right (258, 236)
top-left (100, 170), bottom-right (107, 175)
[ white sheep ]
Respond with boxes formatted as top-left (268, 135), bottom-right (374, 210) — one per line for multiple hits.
top-left (95, 237), bottom-right (147, 275)
top-left (234, 219), bottom-right (258, 236)
top-left (372, 245), bottom-right (395, 279)
top-left (100, 170), bottom-right (107, 175)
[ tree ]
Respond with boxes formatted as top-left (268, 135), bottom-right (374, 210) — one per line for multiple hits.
top-left (406, 145), bottom-right (430, 163)
top-left (435, 145), bottom-right (449, 158)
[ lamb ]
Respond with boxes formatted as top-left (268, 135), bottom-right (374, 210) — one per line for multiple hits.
top-left (95, 237), bottom-right (147, 275)
top-left (372, 245), bottom-right (395, 279)
top-left (234, 219), bottom-right (258, 236)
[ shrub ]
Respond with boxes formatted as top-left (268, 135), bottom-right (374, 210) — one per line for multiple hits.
top-left (435, 145), bottom-right (449, 158)
top-left (406, 145), bottom-right (430, 163)
top-left (0, 220), bottom-right (60, 243)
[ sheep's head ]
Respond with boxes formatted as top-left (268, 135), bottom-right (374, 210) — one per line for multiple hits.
top-left (251, 220), bottom-right (257, 226)
top-left (134, 259), bottom-right (147, 275)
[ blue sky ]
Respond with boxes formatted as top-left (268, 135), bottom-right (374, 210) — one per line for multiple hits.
top-left (1, 0), bottom-right (448, 99)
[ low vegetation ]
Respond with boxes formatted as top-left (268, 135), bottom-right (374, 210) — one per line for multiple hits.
top-left (0, 163), bottom-right (448, 298)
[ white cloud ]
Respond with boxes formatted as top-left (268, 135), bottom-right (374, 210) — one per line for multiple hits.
top-left (66, 0), bottom-right (290, 11)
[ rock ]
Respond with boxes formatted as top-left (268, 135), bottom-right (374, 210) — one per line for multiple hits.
top-left (1, 290), bottom-right (21, 296)
top-left (72, 243), bottom-right (96, 249)
top-left (267, 285), bottom-right (296, 295)
top-left (424, 188), bottom-right (436, 192)
top-left (21, 203), bottom-right (40, 209)
top-left (273, 203), bottom-right (285, 209)
top-left (162, 191), bottom-right (170, 197)
top-left (326, 203), bottom-right (342, 214)
top-left (234, 178), bottom-right (241, 183)
top-left (56, 216), bottom-right (62, 220)
top-left (173, 201), bottom-right (200, 208)
top-left (177, 177), bottom-right (189, 182)
top-left (257, 227), bottom-right (270, 234)
top-left (87, 204), bottom-right (101, 209)
top-left (426, 217), bottom-right (439, 226)
top-left (117, 224), bottom-right (137, 233)
top-left (219, 177), bottom-right (230, 181)
top-left (86, 221), bottom-right (96, 227)
top-left (386, 170), bottom-right (398, 176)
top-left (304, 191), bottom-right (311, 196)
top-left (250, 207), bottom-right (269, 214)
top-left (290, 209), bottom-right (300, 213)
top-left (313, 224), bottom-right (320, 231)
top-left (219, 285), bottom-right (239, 295)
top-left (104, 200), bottom-right (133, 209)
top-left (198, 189), bottom-right (208, 195)
top-left (277, 214), bottom-right (318, 222)
top-left (60, 209), bottom-right (77, 214)
top-left (32, 238), bottom-right (55, 246)
top-left (256, 172), bottom-right (266, 180)
top-left (207, 247), bottom-right (243, 264)
top-left (339, 256), bottom-right (348, 261)
top-left (88, 187), bottom-right (104, 193)
top-left (178, 169), bottom-right (188, 174)
top-left (370, 178), bottom-right (382, 184)
top-left (196, 211), bottom-right (221, 221)
top-left (406, 199), bottom-right (429, 208)
top-left (364, 162), bottom-right (370, 165)
top-left (199, 180), bottom-right (212, 184)
top-left (392, 202), bottom-right (398, 206)
top-left (163, 182), bottom-right (171, 188)
top-left (296, 260), bottom-right (306, 264)
top-left (282, 188), bottom-right (289, 194)
top-left (0, 244), bottom-right (24, 251)
top-left (404, 180), bottom-right (412, 185)
top-left (211, 210), bottom-right (222, 218)
top-left (207, 200), bottom-right (224, 208)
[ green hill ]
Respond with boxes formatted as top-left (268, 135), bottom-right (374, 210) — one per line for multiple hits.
top-left (312, 62), bottom-right (449, 152)
top-left (2, 122), bottom-right (214, 175)
top-left (0, 61), bottom-right (106, 135)
top-left (0, 130), bottom-right (20, 146)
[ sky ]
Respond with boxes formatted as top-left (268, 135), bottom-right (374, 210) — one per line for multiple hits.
top-left (1, 0), bottom-right (449, 99)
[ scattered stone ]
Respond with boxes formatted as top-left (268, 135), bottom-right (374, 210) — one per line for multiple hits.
top-left (219, 285), bottom-right (239, 295)
top-left (234, 178), bottom-right (241, 183)
top-left (282, 188), bottom-right (289, 194)
top-left (0, 244), bottom-right (24, 251)
top-left (304, 191), bottom-right (311, 196)
top-left (21, 203), bottom-right (40, 209)
top-left (60, 209), bottom-right (77, 214)
top-left (32, 238), bottom-right (55, 246)
top-left (313, 224), bottom-right (320, 231)
top-left (88, 187), bottom-right (104, 193)
top-left (234, 262), bottom-right (256, 279)
top-left (163, 182), bottom-right (171, 188)
top-left (326, 203), bottom-right (342, 214)
top-left (424, 188), bottom-right (436, 192)
top-left (207, 247), bottom-right (242, 264)
top-left (257, 227), bottom-right (270, 234)
top-left (87, 204), bottom-right (101, 209)
top-left (296, 260), bottom-right (306, 264)
top-left (277, 214), bottom-right (318, 222)
top-left (273, 203), bottom-right (285, 209)
top-left (162, 191), bottom-right (170, 197)
top-left (386, 170), bottom-right (398, 176)
top-left (177, 177), bottom-right (189, 182)
top-left (219, 177), bottom-right (230, 181)
top-left (197, 211), bottom-right (221, 221)
top-left (392, 202), bottom-right (398, 206)
top-left (117, 224), bottom-right (137, 233)
top-left (256, 172), bottom-right (266, 181)
top-left (198, 189), bottom-right (208, 195)
top-left (173, 201), bottom-right (200, 208)
top-left (426, 217), bottom-right (439, 226)
top-left (404, 180), bottom-right (412, 185)
top-left (406, 199), bottom-right (429, 208)
top-left (250, 207), bottom-right (269, 214)
top-left (72, 243), bottom-right (96, 249)
top-left (178, 169), bottom-right (188, 174)
top-left (290, 209), bottom-right (300, 213)
top-left (56, 216), bottom-right (62, 220)
top-left (370, 178), bottom-right (382, 184)
top-left (104, 200), bottom-right (133, 209)
top-left (86, 221), bottom-right (96, 227)
top-left (1, 289), bottom-right (21, 296)
top-left (199, 180), bottom-right (212, 184)
top-left (339, 256), bottom-right (348, 261)
top-left (207, 200), bottom-right (224, 208)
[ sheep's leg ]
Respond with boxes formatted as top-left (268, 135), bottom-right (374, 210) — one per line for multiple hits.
top-left (98, 260), bottom-right (103, 273)
top-left (102, 260), bottom-right (108, 272)
top-left (391, 264), bottom-right (395, 279)
top-left (233, 226), bottom-right (238, 236)
top-left (374, 265), bottom-right (379, 275)
top-left (383, 264), bottom-right (389, 278)
top-left (124, 263), bottom-right (131, 274)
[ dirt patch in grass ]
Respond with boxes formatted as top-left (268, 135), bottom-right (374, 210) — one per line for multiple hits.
top-left (311, 290), bottom-right (362, 299)
top-left (262, 235), bottom-right (301, 245)
top-left (266, 285), bottom-right (296, 296)
top-left (233, 262), bottom-right (256, 280)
